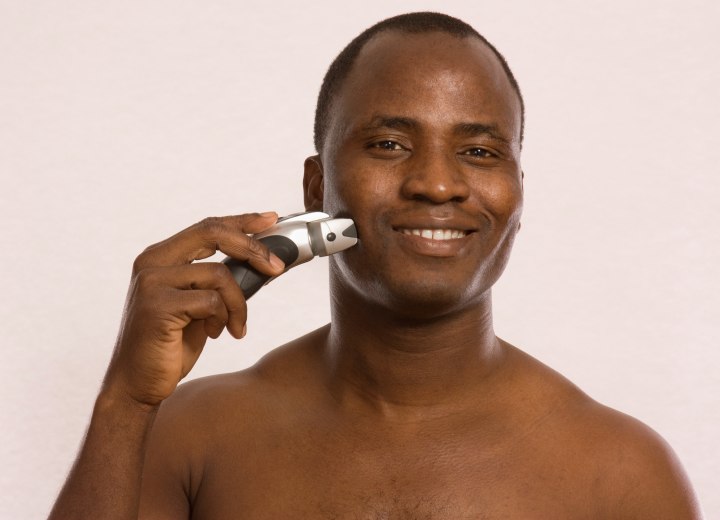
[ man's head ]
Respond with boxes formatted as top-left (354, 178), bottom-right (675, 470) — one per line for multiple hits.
top-left (304, 13), bottom-right (524, 318)
top-left (313, 12), bottom-right (524, 155)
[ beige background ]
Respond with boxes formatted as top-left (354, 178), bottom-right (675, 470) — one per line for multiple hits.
top-left (1, 1), bottom-right (718, 518)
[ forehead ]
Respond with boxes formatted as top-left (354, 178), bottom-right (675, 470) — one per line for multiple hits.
top-left (327, 30), bottom-right (521, 147)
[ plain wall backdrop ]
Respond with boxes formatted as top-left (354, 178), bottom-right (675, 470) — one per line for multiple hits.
top-left (1, 1), bottom-right (718, 518)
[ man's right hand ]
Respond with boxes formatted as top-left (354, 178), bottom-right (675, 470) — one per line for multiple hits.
top-left (101, 212), bottom-right (286, 409)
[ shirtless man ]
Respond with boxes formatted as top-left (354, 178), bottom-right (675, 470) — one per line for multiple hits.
top-left (50, 12), bottom-right (702, 519)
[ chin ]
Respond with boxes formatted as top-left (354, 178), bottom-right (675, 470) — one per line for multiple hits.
top-left (337, 264), bottom-right (487, 321)
top-left (387, 278), bottom-right (488, 319)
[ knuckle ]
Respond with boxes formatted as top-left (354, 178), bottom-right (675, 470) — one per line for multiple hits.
top-left (132, 240), bottom-right (165, 273)
top-left (133, 267), bottom-right (157, 290)
top-left (245, 236), bottom-right (267, 258)
top-left (206, 291), bottom-right (222, 309)
top-left (198, 216), bottom-right (224, 237)
top-left (132, 251), bottom-right (151, 275)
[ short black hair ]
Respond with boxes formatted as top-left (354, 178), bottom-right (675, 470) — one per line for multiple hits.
top-left (313, 12), bottom-right (525, 153)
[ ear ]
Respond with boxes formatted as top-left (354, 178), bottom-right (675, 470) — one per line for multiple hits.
top-left (303, 155), bottom-right (324, 212)
top-left (518, 170), bottom-right (524, 232)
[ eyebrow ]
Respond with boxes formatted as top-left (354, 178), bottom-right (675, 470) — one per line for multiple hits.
top-left (453, 122), bottom-right (510, 144)
top-left (361, 116), bottom-right (418, 132)
top-left (360, 115), bottom-right (510, 144)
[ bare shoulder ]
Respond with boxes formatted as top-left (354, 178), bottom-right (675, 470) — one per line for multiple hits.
top-left (505, 342), bottom-right (703, 519)
top-left (153, 324), bottom-right (328, 433)
top-left (139, 326), bottom-right (327, 513)
top-left (589, 405), bottom-right (703, 519)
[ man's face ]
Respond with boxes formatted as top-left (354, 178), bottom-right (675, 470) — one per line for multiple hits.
top-left (313, 31), bottom-right (523, 317)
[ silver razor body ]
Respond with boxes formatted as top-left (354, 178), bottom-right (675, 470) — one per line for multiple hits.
top-left (222, 211), bottom-right (357, 299)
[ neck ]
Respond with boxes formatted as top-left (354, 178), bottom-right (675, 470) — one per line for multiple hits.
top-left (322, 283), bottom-right (506, 421)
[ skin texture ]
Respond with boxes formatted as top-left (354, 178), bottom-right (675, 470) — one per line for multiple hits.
top-left (50, 31), bottom-right (703, 519)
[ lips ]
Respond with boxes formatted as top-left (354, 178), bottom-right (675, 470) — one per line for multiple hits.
top-left (398, 228), bottom-right (467, 240)
top-left (390, 225), bottom-right (475, 258)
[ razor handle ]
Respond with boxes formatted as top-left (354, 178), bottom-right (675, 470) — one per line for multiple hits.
top-left (222, 212), bottom-right (357, 300)
top-left (223, 235), bottom-right (300, 300)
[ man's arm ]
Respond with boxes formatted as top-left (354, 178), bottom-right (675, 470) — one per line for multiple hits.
top-left (48, 391), bottom-right (159, 518)
top-left (49, 213), bottom-right (285, 520)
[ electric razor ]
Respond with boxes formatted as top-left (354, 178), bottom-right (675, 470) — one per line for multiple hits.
top-left (223, 211), bottom-right (357, 299)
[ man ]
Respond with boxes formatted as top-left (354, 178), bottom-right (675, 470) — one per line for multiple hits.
top-left (50, 12), bottom-right (702, 519)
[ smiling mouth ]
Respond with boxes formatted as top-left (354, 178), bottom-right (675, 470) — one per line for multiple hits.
top-left (398, 228), bottom-right (469, 240)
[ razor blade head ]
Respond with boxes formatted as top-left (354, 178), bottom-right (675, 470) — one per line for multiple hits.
top-left (309, 218), bottom-right (358, 256)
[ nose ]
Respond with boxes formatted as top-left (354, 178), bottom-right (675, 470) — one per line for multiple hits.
top-left (399, 148), bottom-right (470, 203)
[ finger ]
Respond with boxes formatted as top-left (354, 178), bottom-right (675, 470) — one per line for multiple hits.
top-left (181, 320), bottom-right (209, 378)
top-left (133, 213), bottom-right (285, 275)
top-left (134, 263), bottom-right (248, 339)
top-left (203, 301), bottom-right (228, 339)
top-left (175, 289), bottom-right (228, 329)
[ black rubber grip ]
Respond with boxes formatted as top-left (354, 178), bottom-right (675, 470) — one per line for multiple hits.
top-left (223, 235), bottom-right (299, 299)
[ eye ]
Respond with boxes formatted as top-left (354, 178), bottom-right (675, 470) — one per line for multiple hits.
top-left (462, 147), bottom-right (496, 159)
top-left (369, 140), bottom-right (406, 151)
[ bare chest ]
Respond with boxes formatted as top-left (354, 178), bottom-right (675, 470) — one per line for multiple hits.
top-left (189, 420), bottom-right (607, 520)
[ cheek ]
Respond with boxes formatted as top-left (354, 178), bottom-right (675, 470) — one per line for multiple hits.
top-left (477, 174), bottom-right (523, 225)
top-left (323, 167), bottom-right (395, 220)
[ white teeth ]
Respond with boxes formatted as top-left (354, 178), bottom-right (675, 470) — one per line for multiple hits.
top-left (400, 229), bottom-right (467, 240)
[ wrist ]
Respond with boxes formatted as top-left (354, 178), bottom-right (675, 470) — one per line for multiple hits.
top-left (95, 384), bottom-right (161, 418)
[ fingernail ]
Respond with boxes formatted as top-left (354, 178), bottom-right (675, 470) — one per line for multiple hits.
top-left (259, 211), bottom-right (276, 217)
top-left (270, 254), bottom-right (285, 271)
top-left (241, 324), bottom-right (247, 338)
